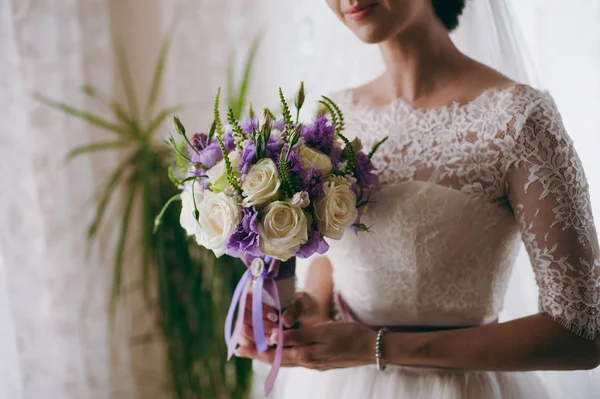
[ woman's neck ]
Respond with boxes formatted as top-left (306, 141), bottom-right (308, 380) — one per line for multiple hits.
top-left (378, 13), bottom-right (466, 104)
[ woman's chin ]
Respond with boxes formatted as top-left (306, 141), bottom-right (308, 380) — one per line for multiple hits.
top-left (350, 25), bottom-right (390, 44)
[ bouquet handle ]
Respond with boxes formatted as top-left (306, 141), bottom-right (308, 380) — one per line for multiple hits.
top-left (224, 257), bottom-right (296, 397)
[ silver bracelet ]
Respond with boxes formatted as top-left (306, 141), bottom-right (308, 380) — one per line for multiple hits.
top-left (375, 327), bottom-right (390, 371)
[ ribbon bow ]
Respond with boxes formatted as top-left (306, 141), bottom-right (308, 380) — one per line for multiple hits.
top-left (224, 255), bottom-right (286, 396)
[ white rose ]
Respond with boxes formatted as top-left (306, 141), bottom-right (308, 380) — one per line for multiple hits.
top-left (241, 158), bottom-right (281, 207)
top-left (179, 183), bottom-right (204, 237)
top-left (196, 191), bottom-right (241, 257)
top-left (206, 151), bottom-right (242, 192)
top-left (315, 183), bottom-right (358, 240)
top-left (291, 191), bottom-right (310, 208)
top-left (258, 201), bottom-right (308, 260)
top-left (298, 145), bottom-right (333, 174)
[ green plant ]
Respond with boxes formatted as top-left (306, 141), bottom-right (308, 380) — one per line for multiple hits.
top-left (38, 30), bottom-right (260, 399)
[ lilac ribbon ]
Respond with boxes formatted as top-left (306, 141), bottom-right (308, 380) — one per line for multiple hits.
top-left (224, 256), bottom-right (288, 397)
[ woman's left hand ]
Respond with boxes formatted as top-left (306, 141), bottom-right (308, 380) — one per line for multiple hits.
top-left (236, 321), bottom-right (377, 371)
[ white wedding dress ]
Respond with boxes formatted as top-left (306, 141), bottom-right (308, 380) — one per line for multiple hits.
top-left (252, 84), bottom-right (600, 398)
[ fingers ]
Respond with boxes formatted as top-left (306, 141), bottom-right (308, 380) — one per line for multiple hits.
top-left (282, 292), bottom-right (317, 328)
top-left (282, 327), bottom-right (318, 346)
top-left (236, 345), bottom-right (321, 369)
top-left (240, 323), bottom-right (279, 346)
top-left (243, 306), bottom-right (279, 329)
top-left (244, 293), bottom-right (277, 318)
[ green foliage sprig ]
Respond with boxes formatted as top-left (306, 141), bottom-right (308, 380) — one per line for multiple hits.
top-left (214, 88), bottom-right (224, 137)
top-left (216, 136), bottom-right (242, 194)
top-left (369, 136), bottom-right (389, 159)
top-left (227, 106), bottom-right (245, 148)
top-left (278, 148), bottom-right (295, 198)
top-left (279, 87), bottom-right (294, 134)
top-left (319, 97), bottom-right (355, 175)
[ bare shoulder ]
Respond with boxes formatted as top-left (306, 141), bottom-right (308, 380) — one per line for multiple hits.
top-left (343, 76), bottom-right (390, 107)
top-left (461, 59), bottom-right (518, 94)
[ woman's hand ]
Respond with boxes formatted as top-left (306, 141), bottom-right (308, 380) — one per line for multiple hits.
top-left (240, 291), bottom-right (333, 347)
top-left (237, 321), bottom-right (377, 371)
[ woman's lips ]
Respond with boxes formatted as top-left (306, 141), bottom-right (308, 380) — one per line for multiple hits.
top-left (345, 3), bottom-right (378, 21)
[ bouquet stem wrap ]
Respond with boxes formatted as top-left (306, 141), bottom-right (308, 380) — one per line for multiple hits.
top-left (224, 256), bottom-right (296, 396)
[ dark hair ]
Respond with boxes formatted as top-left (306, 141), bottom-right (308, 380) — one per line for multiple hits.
top-left (431, 0), bottom-right (466, 31)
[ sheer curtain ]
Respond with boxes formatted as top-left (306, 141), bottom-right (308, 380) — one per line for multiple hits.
top-left (0, 0), bottom-right (245, 398)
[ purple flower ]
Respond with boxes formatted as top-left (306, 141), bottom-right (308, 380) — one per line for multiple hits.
top-left (272, 119), bottom-right (285, 132)
top-left (226, 206), bottom-right (262, 258)
top-left (241, 117), bottom-right (259, 133)
top-left (238, 136), bottom-right (284, 174)
top-left (301, 116), bottom-right (335, 154)
top-left (354, 151), bottom-right (379, 189)
top-left (189, 132), bottom-right (236, 170)
top-left (296, 229), bottom-right (329, 259)
top-left (300, 167), bottom-right (326, 199)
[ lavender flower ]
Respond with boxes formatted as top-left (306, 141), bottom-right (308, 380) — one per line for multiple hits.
top-left (301, 116), bottom-right (335, 154)
top-left (354, 151), bottom-right (380, 189)
top-left (296, 229), bottom-right (329, 259)
top-left (226, 206), bottom-right (261, 258)
top-left (238, 135), bottom-right (284, 174)
top-left (189, 132), bottom-right (236, 170)
top-left (241, 117), bottom-right (259, 133)
top-left (300, 167), bottom-right (325, 199)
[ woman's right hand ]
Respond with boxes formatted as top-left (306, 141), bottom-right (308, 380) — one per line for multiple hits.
top-left (240, 291), bottom-right (332, 348)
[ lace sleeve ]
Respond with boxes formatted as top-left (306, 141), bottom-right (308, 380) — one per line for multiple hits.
top-left (506, 92), bottom-right (600, 339)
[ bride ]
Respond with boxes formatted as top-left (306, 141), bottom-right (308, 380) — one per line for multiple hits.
top-left (238, 0), bottom-right (600, 397)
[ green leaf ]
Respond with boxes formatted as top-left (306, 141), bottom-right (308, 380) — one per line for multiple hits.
top-left (36, 95), bottom-right (128, 136)
top-left (175, 144), bottom-right (188, 173)
top-left (145, 26), bottom-right (175, 120)
top-left (368, 136), bottom-right (389, 159)
top-left (146, 105), bottom-right (184, 137)
top-left (115, 41), bottom-right (140, 119)
top-left (168, 166), bottom-right (181, 187)
top-left (65, 140), bottom-right (130, 162)
top-left (153, 193), bottom-right (181, 233)
top-left (87, 153), bottom-right (138, 243)
top-left (80, 85), bottom-right (138, 132)
top-left (233, 32), bottom-right (261, 119)
top-left (109, 173), bottom-right (139, 319)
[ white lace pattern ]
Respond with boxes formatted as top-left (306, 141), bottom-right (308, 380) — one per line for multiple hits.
top-left (327, 84), bottom-right (600, 339)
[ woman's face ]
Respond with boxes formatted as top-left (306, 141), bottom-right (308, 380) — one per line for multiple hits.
top-left (325, 1), bottom-right (426, 44)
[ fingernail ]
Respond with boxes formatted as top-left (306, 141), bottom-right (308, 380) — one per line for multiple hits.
top-left (267, 312), bottom-right (278, 323)
top-left (270, 330), bottom-right (278, 345)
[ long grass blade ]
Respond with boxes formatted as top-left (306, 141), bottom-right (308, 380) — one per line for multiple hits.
top-left (109, 173), bottom-right (139, 319)
top-left (87, 153), bottom-right (139, 243)
top-left (145, 27), bottom-right (175, 120)
top-left (80, 85), bottom-right (138, 132)
top-left (146, 105), bottom-right (184, 137)
top-left (36, 95), bottom-right (128, 136)
top-left (115, 41), bottom-right (140, 119)
top-left (233, 32), bottom-right (262, 118)
top-left (66, 140), bottom-right (130, 162)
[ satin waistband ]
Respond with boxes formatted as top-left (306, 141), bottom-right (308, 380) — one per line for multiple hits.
top-left (336, 293), bottom-right (497, 332)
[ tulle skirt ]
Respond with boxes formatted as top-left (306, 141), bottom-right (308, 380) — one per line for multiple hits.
top-left (251, 361), bottom-right (558, 399)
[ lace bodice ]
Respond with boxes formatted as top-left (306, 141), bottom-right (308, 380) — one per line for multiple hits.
top-left (327, 84), bottom-right (600, 339)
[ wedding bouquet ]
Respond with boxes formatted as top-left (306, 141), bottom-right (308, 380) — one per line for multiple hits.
top-left (163, 83), bottom-right (385, 395)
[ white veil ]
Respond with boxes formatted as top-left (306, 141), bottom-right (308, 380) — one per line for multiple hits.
top-left (253, 0), bottom-right (597, 396)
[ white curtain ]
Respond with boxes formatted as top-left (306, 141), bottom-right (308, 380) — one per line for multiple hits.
top-left (0, 0), bottom-right (252, 398)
